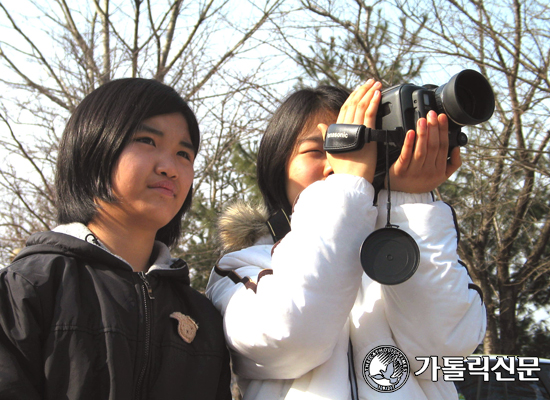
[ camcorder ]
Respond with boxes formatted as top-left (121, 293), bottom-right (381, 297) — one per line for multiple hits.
top-left (324, 69), bottom-right (495, 189)
top-left (324, 69), bottom-right (495, 285)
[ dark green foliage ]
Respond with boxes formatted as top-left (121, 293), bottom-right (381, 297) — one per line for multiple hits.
top-left (178, 140), bottom-right (260, 292)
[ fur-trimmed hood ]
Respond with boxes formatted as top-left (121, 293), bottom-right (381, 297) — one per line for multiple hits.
top-left (217, 201), bottom-right (272, 255)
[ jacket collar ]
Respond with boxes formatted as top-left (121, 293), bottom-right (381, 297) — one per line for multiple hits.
top-left (217, 201), bottom-right (275, 254)
top-left (52, 223), bottom-right (179, 272)
top-left (15, 223), bottom-right (188, 278)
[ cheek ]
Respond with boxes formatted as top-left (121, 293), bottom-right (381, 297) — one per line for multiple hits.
top-left (291, 157), bottom-right (326, 186)
top-left (288, 164), bottom-right (310, 190)
top-left (110, 146), bottom-right (155, 201)
top-left (179, 165), bottom-right (194, 194)
top-left (286, 157), bottom-right (323, 204)
top-left (110, 157), bottom-right (140, 196)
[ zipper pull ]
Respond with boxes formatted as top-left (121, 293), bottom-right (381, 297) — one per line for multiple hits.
top-left (139, 271), bottom-right (155, 300)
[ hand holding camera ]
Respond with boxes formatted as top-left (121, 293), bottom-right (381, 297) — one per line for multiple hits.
top-left (319, 79), bottom-right (381, 184)
top-left (386, 110), bottom-right (462, 193)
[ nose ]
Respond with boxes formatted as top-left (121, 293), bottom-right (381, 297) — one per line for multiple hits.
top-left (323, 158), bottom-right (333, 178)
top-left (155, 155), bottom-right (178, 179)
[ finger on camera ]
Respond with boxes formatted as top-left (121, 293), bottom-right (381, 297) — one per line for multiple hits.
top-left (318, 123), bottom-right (329, 141)
top-left (394, 130), bottom-right (415, 172)
top-left (363, 89), bottom-right (381, 128)
top-left (338, 80), bottom-right (380, 124)
top-left (437, 113), bottom-right (449, 147)
top-left (413, 118), bottom-right (429, 163)
top-left (435, 113), bottom-right (450, 169)
top-left (338, 80), bottom-right (374, 124)
top-left (446, 146), bottom-right (462, 178)
top-left (425, 111), bottom-right (442, 165)
top-left (355, 81), bottom-right (381, 123)
top-left (349, 82), bottom-right (379, 124)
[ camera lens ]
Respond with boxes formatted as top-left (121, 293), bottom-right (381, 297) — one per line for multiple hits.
top-left (435, 69), bottom-right (495, 126)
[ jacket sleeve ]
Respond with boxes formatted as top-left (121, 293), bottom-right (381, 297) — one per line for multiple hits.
top-left (206, 174), bottom-right (378, 380)
top-left (0, 268), bottom-right (44, 399)
top-left (215, 343), bottom-right (233, 400)
top-left (376, 190), bottom-right (486, 377)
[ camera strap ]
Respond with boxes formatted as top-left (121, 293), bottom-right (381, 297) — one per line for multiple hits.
top-left (323, 123), bottom-right (404, 153)
top-left (266, 209), bottom-right (291, 243)
top-left (359, 130), bottom-right (421, 285)
top-left (383, 130), bottom-right (398, 229)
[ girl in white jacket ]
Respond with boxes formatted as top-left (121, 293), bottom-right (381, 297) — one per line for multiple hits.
top-left (206, 81), bottom-right (486, 399)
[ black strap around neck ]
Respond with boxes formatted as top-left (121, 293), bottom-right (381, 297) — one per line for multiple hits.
top-left (266, 209), bottom-right (291, 243)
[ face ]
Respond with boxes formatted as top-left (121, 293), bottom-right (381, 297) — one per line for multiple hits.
top-left (286, 117), bottom-right (335, 207)
top-left (96, 112), bottom-right (195, 233)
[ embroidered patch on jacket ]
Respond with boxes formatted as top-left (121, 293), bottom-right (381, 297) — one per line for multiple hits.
top-left (170, 312), bottom-right (198, 343)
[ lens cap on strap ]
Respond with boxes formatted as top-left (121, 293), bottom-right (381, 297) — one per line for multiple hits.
top-left (360, 228), bottom-right (420, 285)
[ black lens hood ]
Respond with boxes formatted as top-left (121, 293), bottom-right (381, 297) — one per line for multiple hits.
top-left (436, 69), bottom-right (495, 126)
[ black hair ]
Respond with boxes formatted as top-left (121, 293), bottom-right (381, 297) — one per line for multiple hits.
top-left (55, 78), bottom-right (200, 248)
top-left (256, 85), bottom-right (350, 216)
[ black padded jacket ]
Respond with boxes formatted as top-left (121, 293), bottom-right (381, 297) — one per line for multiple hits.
top-left (0, 231), bottom-right (231, 400)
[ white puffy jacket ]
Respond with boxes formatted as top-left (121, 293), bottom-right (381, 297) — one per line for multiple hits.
top-left (206, 174), bottom-right (486, 399)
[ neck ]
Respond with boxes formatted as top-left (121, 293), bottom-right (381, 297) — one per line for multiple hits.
top-left (87, 216), bottom-right (156, 272)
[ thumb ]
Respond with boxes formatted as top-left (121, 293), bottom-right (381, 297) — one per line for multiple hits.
top-left (446, 146), bottom-right (462, 178)
top-left (318, 123), bottom-right (329, 141)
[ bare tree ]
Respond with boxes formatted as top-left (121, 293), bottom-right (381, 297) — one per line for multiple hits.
top-left (179, 78), bottom-right (270, 289)
top-left (0, 0), bottom-right (286, 272)
top-left (273, 0), bottom-right (550, 356)
top-left (397, 0), bottom-right (550, 355)
top-left (269, 0), bottom-right (426, 89)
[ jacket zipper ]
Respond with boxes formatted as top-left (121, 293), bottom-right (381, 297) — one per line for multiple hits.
top-left (136, 271), bottom-right (154, 399)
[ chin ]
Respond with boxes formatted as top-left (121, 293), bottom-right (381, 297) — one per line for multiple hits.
top-left (139, 213), bottom-right (177, 232)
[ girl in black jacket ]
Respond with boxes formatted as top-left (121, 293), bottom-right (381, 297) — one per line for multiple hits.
top-left (0, 78), bottom-right (231, 400)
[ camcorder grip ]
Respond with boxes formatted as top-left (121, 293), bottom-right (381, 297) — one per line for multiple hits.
top-left (323, 124), bottom-right (367, 153)
top-left (323, 124), bottom-right (404, 154)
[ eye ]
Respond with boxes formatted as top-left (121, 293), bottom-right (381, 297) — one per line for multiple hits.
top-left (302, 147), bottom-right (325, 156)
top-left (135, 136), bottom-right (156, 146)
top-left (305, 149), bottom-right (324, 154)
top-left (177, 150), bottom-right (192, 161)
top-left (297, 140), bottom-right (325, 156)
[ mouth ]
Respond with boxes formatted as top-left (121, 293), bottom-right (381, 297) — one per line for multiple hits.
top-left (149, 180), bottom-right (176, 197)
